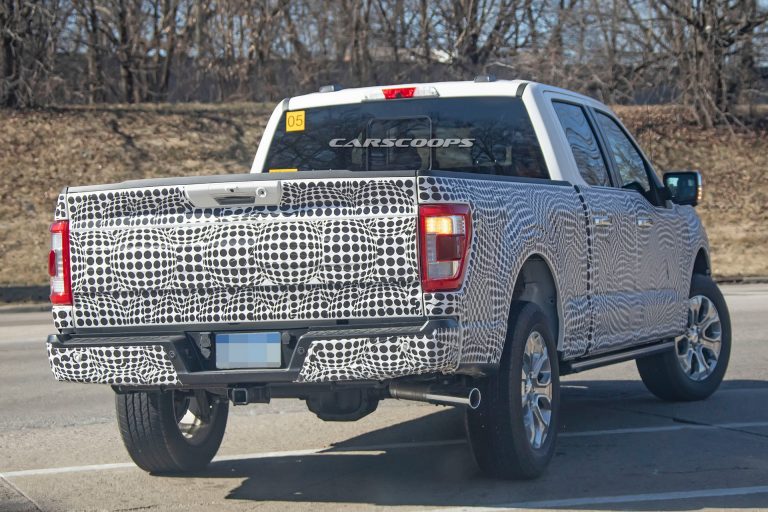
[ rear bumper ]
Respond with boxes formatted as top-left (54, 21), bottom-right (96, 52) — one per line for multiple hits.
top-left (46, 318), bottom-right (460, 388)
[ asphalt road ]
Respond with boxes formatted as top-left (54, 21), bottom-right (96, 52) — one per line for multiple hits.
top-left (1, 284), bottom-right (767, 512)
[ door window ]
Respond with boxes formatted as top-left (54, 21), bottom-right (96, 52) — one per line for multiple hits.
top-left (594, 112), bottom-right (651, 196)
top-left (552, 102), bottom-right (611, 187)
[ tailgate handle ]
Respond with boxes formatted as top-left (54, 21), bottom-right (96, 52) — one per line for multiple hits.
top-left (184, 181), bottom-right (282, 208)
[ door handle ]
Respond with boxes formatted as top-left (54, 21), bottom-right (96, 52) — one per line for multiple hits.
top-left (636, 217), bottom-right (654, 228)
top-left (593, 215), bottom-right (612, 227)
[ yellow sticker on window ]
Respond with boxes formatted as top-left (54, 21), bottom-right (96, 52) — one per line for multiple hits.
top-left (269, 168), bottom-right (298, 173)
top-left (286, 110), bottom-right (305, 132)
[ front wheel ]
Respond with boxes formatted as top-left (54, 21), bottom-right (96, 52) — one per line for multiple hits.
top-left (636, 274), bottom-right (731, 401)
top-left (116, 389), bottom-right (228, 474)
top-left (466, 302), bottom-right (560, 479)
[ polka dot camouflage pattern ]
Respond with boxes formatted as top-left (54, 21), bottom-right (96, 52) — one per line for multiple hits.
top-left (299, 326), bottom-right (460, 382)
top-left (50, 173), bottom-right (709, 385)
top-left (52, 306), bottom-right (73, 330)
top-left (254, 222), bottom-right (324, 284)
top-left (47, 344), bottom-right (178, 385)
top-left (61, 178), bottom-right (421, 329)
top-left (54, 193), bottom-right (68, 219)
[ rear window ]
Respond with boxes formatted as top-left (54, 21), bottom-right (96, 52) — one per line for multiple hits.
top-left (264, 97), bottom-right (549, 179)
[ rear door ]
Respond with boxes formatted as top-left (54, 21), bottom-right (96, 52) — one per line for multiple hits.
top-left (65, 173), bottom-right (422, 331)
top-left (550, 100), bottom-right (640, 353)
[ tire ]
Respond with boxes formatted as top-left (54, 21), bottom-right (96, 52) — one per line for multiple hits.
top-left (116, 389), bottom-right (229, 474)
top-left (466, 302), bottom-right (560, 479)
top-left (636, 273), bottom-right (731, 401)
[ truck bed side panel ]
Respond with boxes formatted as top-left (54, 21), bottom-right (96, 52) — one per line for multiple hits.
top-left (418, 175), bottom-right (591, 361)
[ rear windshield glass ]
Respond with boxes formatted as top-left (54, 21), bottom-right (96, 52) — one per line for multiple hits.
top-left (264, 97), bottom-right (549, 179)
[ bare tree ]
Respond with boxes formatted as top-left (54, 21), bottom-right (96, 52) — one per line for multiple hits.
top-left (0, 0), bottom-right (68, 107)
top-left (649, 0), bottom-right (768, 126)
top-left (73, 0), bottom-right (105, 103)
top-left (1, 0), bottom-right (767, 127)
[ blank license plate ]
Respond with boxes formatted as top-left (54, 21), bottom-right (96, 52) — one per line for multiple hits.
top-left (215, 332), bottom-right (282, 369)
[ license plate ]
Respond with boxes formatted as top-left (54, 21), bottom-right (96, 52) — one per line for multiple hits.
top-left (215, 332), bottom-right (282, 369)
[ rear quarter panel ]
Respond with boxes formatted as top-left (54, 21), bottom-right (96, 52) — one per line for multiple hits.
top-left (418, 174), bottom-right (592, 362)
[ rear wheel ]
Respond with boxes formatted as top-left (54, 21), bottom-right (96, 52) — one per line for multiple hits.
top-left (466, 302), bottom-right (560, 479)
top-left (636, 274), bottom-right (731, 401)
top-left (116, 389), bottom-right (228, 474)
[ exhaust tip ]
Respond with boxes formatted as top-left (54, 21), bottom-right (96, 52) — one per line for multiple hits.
top-left (468, 388), bottom-right (481, 409)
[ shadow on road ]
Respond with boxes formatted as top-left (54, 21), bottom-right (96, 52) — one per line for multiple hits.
top-left (166, 379), bottom-right (768, 510)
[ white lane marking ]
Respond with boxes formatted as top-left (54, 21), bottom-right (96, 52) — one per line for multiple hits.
top-left (561, 420), bottom-right (768, 437)
top-left (2, 462), bottom-right (136, 479)
top-left (2, 421), bottom-right (767, 479)
top-left (0, 439), bottom-right (465, 479)
top-left (428, 485), bottom-right (768, 511)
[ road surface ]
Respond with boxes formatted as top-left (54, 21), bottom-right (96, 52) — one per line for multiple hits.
top-left (1, 284), bottom-right (766, 511)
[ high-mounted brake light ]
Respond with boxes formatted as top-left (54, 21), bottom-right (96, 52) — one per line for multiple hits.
top-left (383, 87), bottom-right (416, 99)
top-left (419, 204), bottom-right (471, 292)
top-left (49, 220), bottom-right (72, 305)
top-left (365, 86), bottom-right (440, 101)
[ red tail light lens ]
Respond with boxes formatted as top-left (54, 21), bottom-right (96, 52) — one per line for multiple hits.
top-left (49, 221), bottom-right (72, 305)
top-left (419, 204), bottom-right (471, 292)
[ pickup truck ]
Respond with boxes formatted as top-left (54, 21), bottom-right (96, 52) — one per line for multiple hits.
top-left (46, 79), bottom-right (731, 479)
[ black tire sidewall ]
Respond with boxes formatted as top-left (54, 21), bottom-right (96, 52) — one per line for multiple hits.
top-left (156, 391), bottom-right (229, 472)
top-left (505, 303), bottom-right (561, 472)
top-left (466, 301), bottom-right (560, 479)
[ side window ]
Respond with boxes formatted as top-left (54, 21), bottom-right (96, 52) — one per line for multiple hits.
top-left (552, 101), bottom-right (611, 187)
top-left (594, 111), bottom-right (650, 194)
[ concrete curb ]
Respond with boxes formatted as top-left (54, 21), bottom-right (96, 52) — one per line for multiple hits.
top-left (715, 276), bottom-right (768, 284)
top-left (0, 286), bottom-right (49, 305)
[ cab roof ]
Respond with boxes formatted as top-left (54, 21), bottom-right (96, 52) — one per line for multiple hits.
top-left (285, 79), bottom-right (608, 112)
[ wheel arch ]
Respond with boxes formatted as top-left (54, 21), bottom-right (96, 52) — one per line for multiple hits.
top-left (692, 247), bottom-right (711, 277)
top-left (509, 254), bottom-right (563, 353)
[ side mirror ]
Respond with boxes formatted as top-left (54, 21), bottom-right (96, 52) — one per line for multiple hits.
top-left (663, 171), bottom-right (702, 207)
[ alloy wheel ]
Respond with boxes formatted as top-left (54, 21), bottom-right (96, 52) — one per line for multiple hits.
top-left (675, 295), bottom-right (722, 381)
top-left (173, 391), bottom-right (215, 445)
top-left (521, 330), bottom-right (553, 449)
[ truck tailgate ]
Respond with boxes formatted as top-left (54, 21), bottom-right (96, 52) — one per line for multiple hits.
top-left (62, 173), bottom-right (422, 330)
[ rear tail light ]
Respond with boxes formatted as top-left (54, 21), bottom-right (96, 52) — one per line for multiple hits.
top-left (419, 204), bottom-right (471, 292)
top-left (49, 221), bottom-right (72, 305)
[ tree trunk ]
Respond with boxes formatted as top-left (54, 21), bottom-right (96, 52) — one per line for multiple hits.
top-left (117, 0), bottom-right (135, 103)
top-left (160, 0), bottom-right (178, 99)
top-left (83, 0), bottom-right (104, 103)
top-left (418, 0), bottom-right (431, 64)
top-left (1, 0), bottom-right (19, 108)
